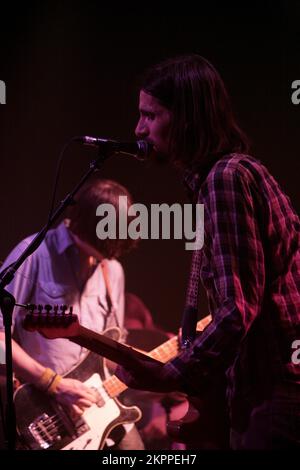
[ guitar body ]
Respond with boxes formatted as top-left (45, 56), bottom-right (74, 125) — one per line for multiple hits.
top-left (14, 328), bottom-right (141, 450)
top-left (22, 309), bottom-right (226, 449)
top-left (167, 378), bottom-right (230, 449)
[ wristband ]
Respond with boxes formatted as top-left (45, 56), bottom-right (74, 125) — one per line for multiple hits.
top-left (38, 367), bottom-right (56, 390)
top-left (47, 374), bottom-right (63, 395)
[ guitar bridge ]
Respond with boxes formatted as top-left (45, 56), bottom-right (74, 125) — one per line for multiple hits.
top-left (28, 413), bottom-right (62, 449)
top-left (27, 411), bottom-right (90, 449)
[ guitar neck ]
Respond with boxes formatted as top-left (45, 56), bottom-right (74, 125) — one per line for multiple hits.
top-left (103, 315), bottom-right (212, 398)
top-left (103, 335), bottom-right (180, 398)
top-left (72, 325), bottom-right (161, 369)
top-left (146, 315), bottom-right (211, 363)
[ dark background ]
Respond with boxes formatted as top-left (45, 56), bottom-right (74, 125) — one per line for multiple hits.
top-left (0, 1), bottom-right (299, 332)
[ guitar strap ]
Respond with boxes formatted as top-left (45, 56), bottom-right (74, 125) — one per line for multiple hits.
top-left (181, 248), bottom-right (202, 349)
top-left (100, 260), bottom-right (121, 329)
top-left (181, 169), bottom-right (203, 349)
top-left (181, 155), bottom-right (223, 349)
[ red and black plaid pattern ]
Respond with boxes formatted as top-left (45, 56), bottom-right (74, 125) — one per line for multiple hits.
top-left (168, 154), bottom-right (300, 425)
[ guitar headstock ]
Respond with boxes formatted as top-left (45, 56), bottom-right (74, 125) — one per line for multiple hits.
top-left (22, 304), bottom-right (80, 339)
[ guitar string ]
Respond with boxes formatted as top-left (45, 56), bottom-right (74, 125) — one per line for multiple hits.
top-left (37, 320), bottom-right (206, 436)
top-left (99, 334), bottom-right (179, 395)
top-left (104, 339), bottom-right (181, 396)
top-left (2, 257), bottom-right (118, 395)
top-left (2, 266), bottom-right (78, 442)
top-left (35, 383), bottom-right (108, 435)
top-left (0, 263), bottom-right (91, 444)
top-left (34, 414), bottom-right (64, 431)
top-left (36, 424), bottom-right (65, 439)
top-left (38, 426), bottom-right (64, 438)
top-left (27, 326), bottom-right (210, 441)
top-left (4, 259), bottom-right (212, 429)
top-left (104, 322), bottom-right (208, 395)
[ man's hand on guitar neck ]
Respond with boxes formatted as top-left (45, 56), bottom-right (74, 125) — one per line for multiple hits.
top-left (115, 357), bottom-right (184, 394)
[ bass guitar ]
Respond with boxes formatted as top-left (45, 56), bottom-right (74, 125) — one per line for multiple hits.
top-left (19, 307), bottom-right (212, 449)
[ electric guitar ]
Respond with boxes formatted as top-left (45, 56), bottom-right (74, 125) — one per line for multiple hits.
top-left (14, 327), bottom-right (141, 450)
top-left (166, 381), bottom-right (229, 449)
top-left (19, 308), bottom-right (212, 450)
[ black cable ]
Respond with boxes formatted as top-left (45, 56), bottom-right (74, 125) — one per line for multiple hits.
top-left (0, 137), bottom-right (77, 282)
top-left (46, 137), bottom-right (78, 230)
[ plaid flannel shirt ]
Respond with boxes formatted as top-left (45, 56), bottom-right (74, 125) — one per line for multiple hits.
top-left (167, 153), bottom-right (300, 429)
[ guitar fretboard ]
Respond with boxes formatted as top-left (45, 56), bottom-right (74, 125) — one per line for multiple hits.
top-left (103, 315), bottom-right (211, 398)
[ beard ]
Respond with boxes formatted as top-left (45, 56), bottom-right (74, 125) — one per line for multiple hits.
top-left (148, 146), bottom-right (170, 166)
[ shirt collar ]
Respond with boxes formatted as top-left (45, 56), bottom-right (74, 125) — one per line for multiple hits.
top-left (183, 153), bottom-right (231, 195)
top-left (183, 167), bottom-right (201, 193)
top-left (55, 221), bottom-right (76, 255)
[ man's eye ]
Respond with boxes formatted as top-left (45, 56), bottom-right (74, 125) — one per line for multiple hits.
top-left (141, 112), bottom-right (155, 120)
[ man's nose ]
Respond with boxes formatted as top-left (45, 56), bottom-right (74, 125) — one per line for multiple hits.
top-left (135, 119), bottom-right (148, 138)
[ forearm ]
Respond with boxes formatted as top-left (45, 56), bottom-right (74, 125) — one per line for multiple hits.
top-left (0, 331), bottom-right (46, 386)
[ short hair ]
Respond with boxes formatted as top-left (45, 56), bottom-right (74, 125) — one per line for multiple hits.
top-left (140, 54), bottom-right (249, 169)
top-left (68, 175), bottom-right (137, 259)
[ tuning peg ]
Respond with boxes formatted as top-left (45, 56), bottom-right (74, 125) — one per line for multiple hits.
top-left (53, 305), bottom-right (59, 315)
top-left (29, 304), bottom-right (37, 313)
top-left (60, 305), bottom-right (68, 315)
top-left (68, 306), bottom-right (76, 322)
top-left (37, 304), bottom-right (43, 315)
top-left (25, 304), bottom-right (38, 325)
top-left (44, 304), bottom-right (52, 314)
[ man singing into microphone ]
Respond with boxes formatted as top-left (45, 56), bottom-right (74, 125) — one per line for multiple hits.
top-left (0, 175), bottom-right (144, 450)
top-left (115, 54), bottom-right (300, 449)
top-left (77, 136), bottom-right (150, 160)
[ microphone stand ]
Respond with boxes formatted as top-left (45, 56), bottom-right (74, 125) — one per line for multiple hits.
top-left (0, 149), bottom-right (110, 450)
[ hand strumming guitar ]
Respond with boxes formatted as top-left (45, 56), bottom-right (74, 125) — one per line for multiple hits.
top-left (51, 377), bottom-right (99, 416)
top-left (35, 367), bottom-right (99, 417)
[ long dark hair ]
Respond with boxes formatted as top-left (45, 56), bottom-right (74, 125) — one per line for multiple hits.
top-left (141, 54), bottom-right (249, 169)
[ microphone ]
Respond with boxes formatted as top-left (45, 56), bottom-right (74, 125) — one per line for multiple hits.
top-left (75, 136), bottom-right (151, 160)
